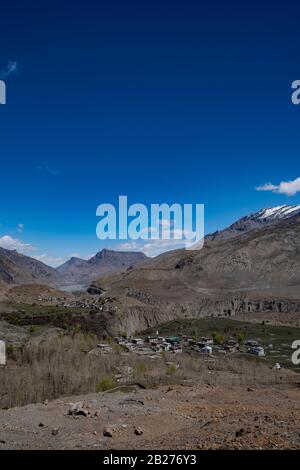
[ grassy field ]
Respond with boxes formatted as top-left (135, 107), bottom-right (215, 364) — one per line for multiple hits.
top-left (143, 318), bottom-right (300, 371)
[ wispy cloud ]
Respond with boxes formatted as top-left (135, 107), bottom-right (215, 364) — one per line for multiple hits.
top-left (0, 235), bottom-right (36, 253)
top-left (37, 165), bottom-right (60, 176)
top-left (0, 236), bottom-right (93, 267)
top-left (256, 177), bottom-right (300, 197)
top-left (117, 239), bottom-right (186, 257)
top-left (17, 223), bottom-right (24, 233)
top-left (117, 220), bottom-right (196, 257)
top-left (0, 61), bottom-right (18, 80)
top-left (32, 253), bottom-right (66, 267)
top-left (33, 252), bottom-right (94, 267)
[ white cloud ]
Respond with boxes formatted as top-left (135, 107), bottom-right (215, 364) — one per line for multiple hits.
top-left (33, 252), bottom-right (95, 267)
top-left (256, 177), bottom-right (300, 196)
top-left (158, 218), bottom-right (171, 227)
top-left (32, 253), bottom-right (66, 268)
top-left (255, 183), bottom-right (278, 192)
top-left (0, 235), bottom-right (36, 253)
top-left (17, 223), bottom-right (24, 233)
top-left (116, 221), bottom-right (197, 257)
top-left (142, 240), bottom-right (186, 257)
top-left (0, 234), bottom-right (66, 267)
top-left (0, 234), bottom-right (95, 268)
top-left (117, 239), bottom-right (186, 257)
top-left (0, 61), bottom-right (18, 79)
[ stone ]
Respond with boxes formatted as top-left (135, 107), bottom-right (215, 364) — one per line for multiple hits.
top-left (235, 428), bottom-right (246, 438)
top-left (68, 402), bottom-right (89, 416)
top-left (134, 426), bottom-right (143, 436)
top-left (103, 426), bottom-right (115, 437)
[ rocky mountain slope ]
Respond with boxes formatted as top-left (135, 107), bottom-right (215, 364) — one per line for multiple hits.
top-left (90, 214), bottom-right (300, 334)
top-left (57, 249), bottom-right (148, 286)
top-left (0, 247), bottom-right (62, 286)
top-left (94, 213), bottom-right (300, 296)
top-left (207, 204), bottom-right (300, 242)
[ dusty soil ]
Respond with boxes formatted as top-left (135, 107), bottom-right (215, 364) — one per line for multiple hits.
top-left (0, 372), bottom-right (299, 450)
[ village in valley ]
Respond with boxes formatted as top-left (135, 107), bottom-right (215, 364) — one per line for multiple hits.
top-left (30, 293), bottom-right (274, 363)
top-left (97, 331), bottom-right (269, 362)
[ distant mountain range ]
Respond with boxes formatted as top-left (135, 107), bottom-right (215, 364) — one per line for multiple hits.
top-left (56, 249), bottom-right (147, 286)
top-left (0, 247), bottom-right (147, 287)
top-left (1, 204), bottom-right (300, 293)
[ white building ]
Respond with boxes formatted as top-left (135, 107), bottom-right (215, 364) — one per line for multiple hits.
top-left (201, 345), bottom-right (212, 355)
top-left (132, 338), bottom-right (144, 345)
top-left (248, 346), bottom-right (265, 356)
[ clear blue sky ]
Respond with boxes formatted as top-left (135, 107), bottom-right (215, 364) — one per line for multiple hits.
top-left (0, 1), bottom-right (300, 265)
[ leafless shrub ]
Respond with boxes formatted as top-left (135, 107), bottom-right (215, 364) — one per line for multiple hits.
top-left (0, 336), bottom-right (293, 409)
top-left (0, 333), bottom-right (122, 408)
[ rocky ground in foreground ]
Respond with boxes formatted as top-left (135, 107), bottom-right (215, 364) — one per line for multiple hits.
top-left (0, 372), bottom-right (299, 450)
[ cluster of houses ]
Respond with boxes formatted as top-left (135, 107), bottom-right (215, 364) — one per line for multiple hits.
top-left (113, 334), bottom-right (215, 356)
top-left (61, 300), bottom-right (99, 309)
top-left (112, 334), bottom-right (266, 358)
top-left (35, 295), bottom-right (103, 311)
top-left (216, 338), bottom-right (265, 356)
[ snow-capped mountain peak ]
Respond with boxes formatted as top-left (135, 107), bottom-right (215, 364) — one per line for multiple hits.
top-left (207, 204), bottom-right (300, 242)
top-left (253, 205), bottom-right (300, 221)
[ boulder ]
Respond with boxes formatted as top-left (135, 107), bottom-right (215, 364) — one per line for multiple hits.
top-left (134, 426), bottom-right (144, 436)
top-left (68, 402), bottom-right (89, 416)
